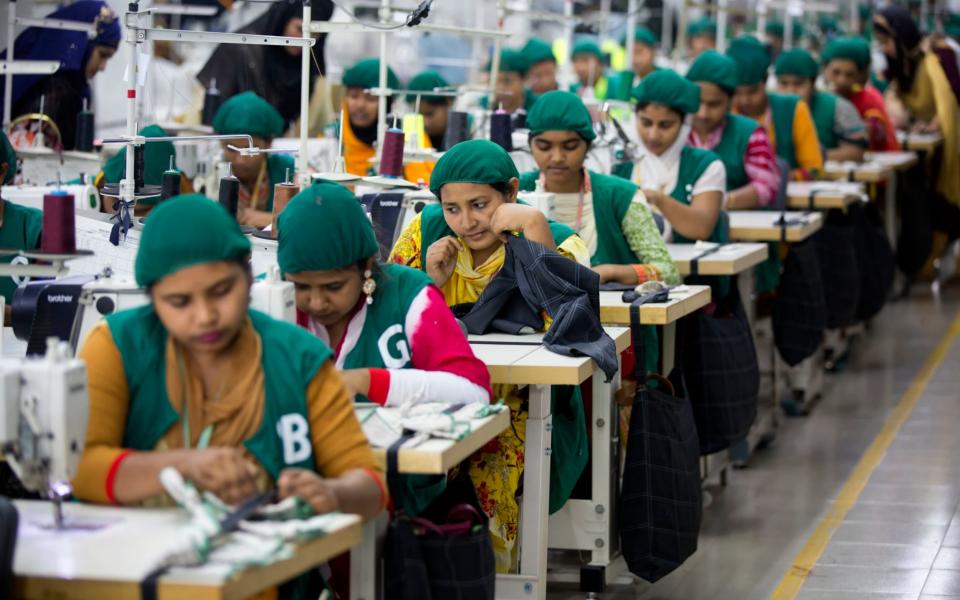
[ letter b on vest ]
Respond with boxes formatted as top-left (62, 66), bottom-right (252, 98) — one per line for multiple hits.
top-left (277, 413), bottom-right (312, 465)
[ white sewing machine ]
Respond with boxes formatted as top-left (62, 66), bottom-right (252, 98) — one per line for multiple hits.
top-left (0, 184), bottom-right (102, 212)
top-left (518, 184), bottom-right (556, 219)
top-left (0, 338), bottom-right (88, 527)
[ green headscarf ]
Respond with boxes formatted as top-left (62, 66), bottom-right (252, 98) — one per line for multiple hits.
top-left (727, 35), bottom-right (771, 86)
top-left (631, 69), bottom-right (700, 114)
top-left (0, 130), bottom-right (16, 185)
top-left (277, 182), bottom-right (377, 274)
top-left (135, 194), bottom-right (251, 288)
top-left (527, 91), bottom-right (597, 142)
top-left (493, 48), bottom-right (531, 75)
top-left (429, 139), bottom-right (519, 198)
top-left (406, 70), bottom-right (451, 105)
top-left (765, 20), bottom-right (804, 40)
top-left (685, 49), bottom-right (739, 94)
top-left (522, 38), bottom-right (556, 65)
top-left (100, 125), bottom-right (176, 206)
top-left (629, 26), bottom-right (658, 47)
top-left (687, 17), bottom-right (717, 39)
top-left (212, 91), bottom-right (284, 140)
top-left (821, 36), bottom-right (872, 70)
top-left (774, 48), bottom-right (819, 79)
top-left (342, 58), bottom-right (401, 91)
top-left (571, 39), bottom-right (604, 61)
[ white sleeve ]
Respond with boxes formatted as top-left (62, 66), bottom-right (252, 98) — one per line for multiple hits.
top-left (692, 160), bottom-right (727, 197)
top-left (384, 370), bottom-right (491, 407)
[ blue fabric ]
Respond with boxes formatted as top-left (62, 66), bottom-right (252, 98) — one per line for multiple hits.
top-left (1, 1), bottom-right (120, 107)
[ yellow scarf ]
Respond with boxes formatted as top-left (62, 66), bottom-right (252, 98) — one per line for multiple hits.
top-left (440, 241), bottom-right (506, 305)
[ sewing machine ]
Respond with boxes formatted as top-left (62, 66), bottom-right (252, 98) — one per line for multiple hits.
top-left (518, 186), bottom-right (556, 220)
top-left (14, 148), bottom-right (103, 187)
top-left (11, 267), bottom-right (295, 357)
top-left (0, 184), bottom-right (101, 212)
top-left (0, 338), bottom-right (88, 527)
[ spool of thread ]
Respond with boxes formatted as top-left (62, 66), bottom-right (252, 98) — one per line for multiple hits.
top-left (75, 110), bottom-right (95, 152)
top-left (202, 79), bottom-right (222, 126)
top-left (271, 182), bottom-right (300, 237)
top-left (490, 110), bottom-right (513, 152)
top-left (133, 144), bottom-right (146, 190)
top-left (160, 169), bottom-right (181, 203)
top-left (379, 128), bottom-right (405, 178)
top-left (443, 111), bottom-right (470, 151)
top-left (402, 114), bottom-right (428, 150)
top-left (219, 175), bottom-right (240, 218)
top-left (42, 191), bottom-right (76, 254)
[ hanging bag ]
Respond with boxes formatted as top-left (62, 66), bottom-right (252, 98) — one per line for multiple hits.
top-left (851, 202), bottom-right (894, 321)
top-left (682, 285), bottom-right (760, 455)
top-left (383, 436), bottom-right (496, 600)
top-left (773, 239), bottom-right (828, 366)
top-left (619, 299), bottom-right (702, 582)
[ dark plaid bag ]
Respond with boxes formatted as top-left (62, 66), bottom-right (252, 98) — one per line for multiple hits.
top-left (896, 164), bottom-right (933, 277)
top-left (682, 285), bottom-right (759, 455)
top-left (851, 202), bottom-right (894, 321)
top-left (814, 208), bottom-right (861, 330)
top-left (773, 239), bottom-right (827, 366)
top-left (620, 299), bottom-right (702, 582)
top-left (384, 442), bottom-right (495, 600)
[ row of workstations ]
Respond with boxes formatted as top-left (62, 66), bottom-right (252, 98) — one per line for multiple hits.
top-left (11, 145), bottom-right (929, 599)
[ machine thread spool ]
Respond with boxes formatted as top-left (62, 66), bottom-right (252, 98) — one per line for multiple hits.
top-left (160, 157), bottom-right (181, 203)
top-left (444, 111), bottom-right (470, 151)
top-left (42, 191), bottom-right (76, 254)
top-left (490, 109), bottom-right (513, 152)
top-left (133, 143), bottom-right (146, 190)
top-left (201, 78), bottom-right (222, 126)
top-left (379, 128), bottom-right (405, 178)
top-left (218, 166), bottom-right (241, 218)
top-left (271, 183), bottom-right (299, 238)
top-left (75, 99), bottom-right (94, 153)
top-left (402, 114), bottom-right (428, 150)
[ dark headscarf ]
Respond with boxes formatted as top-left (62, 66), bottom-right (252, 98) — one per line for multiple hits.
top-left (197, 0), bottom-right (334, 127)
top-left (874, 4), bottom-right (924, 91)
top-left (1, 0), bottom-right (120, 106)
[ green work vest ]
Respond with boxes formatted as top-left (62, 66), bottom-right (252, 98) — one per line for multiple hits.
top-left (109, 307), bottom-right (328, 479)
top-left (265, 154), bottom-right (296, 212)
top-left (417, 203), bottom-right (586, 514)
top-left (336, 263), bottom-right (447, 516)
top-left (518, 170), bottom-right (639, 266)
top-left (518, 170), bottom-right (661, 378)
top-left (768, 92), bottom-right (801, 169)
top-left (809, 91), bottom-right (839, 151)
top-left (710, 114), bottom-right (760, 191)
top-left (0, 200), bottom-right (42, 303)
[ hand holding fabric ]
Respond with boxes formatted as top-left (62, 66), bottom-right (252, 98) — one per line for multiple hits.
top-left (180, 447), bottom-right (260, 505)
top-left (278, 468), bottom-right (341, 515)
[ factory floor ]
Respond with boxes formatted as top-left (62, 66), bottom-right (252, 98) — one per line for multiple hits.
top-left (553, 285), bottom-right (960, 600)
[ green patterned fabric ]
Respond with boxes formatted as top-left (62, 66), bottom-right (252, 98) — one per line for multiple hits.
top-left (522, 38), bottom-right (556, 65)
top-left (686, 50), bottom-right (739, 94)
top-left (527, 90), bottom-right (597, 141)
top-left (571, 39), bottom-right (604, 61)
top-left (774, 48), bottom-right (820, 79)
top-left (343, 58), bottom-right (400, 90)
top-left (687, 17), bottom-right (717, 39)
top-left (429, 139), bottom-right (518, 198)
top-left (631, 69), bottom-right (701, 114)
top-left (727, 36), bottom-right (771, 86)
top-left (213, 91), bottom-right (284, 139)
top-left (405, 70), bottom-right (450, 104)
top-left (821, 36), bottom-right (871, 70)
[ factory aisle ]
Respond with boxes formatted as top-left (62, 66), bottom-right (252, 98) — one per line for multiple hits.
top-left (554, 288), bottom-right (960, 600)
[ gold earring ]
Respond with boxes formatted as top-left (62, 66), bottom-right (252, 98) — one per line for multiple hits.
top-left (362, 269), bottom-right (376, 304)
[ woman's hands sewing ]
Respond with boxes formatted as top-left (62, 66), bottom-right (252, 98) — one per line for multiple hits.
top-left (180, 447), bottom-right (260, 505)
top-left (278, 468), bottom-right (341, 515)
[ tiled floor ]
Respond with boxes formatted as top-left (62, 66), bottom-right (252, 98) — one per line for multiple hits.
top-left (552, 287), bottom-right (960, 599)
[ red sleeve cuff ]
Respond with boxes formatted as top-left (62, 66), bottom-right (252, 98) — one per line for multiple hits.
top-left (367, 368), bottom-right (390, 406)
top-left (105, 450), bottom-right (134, 505)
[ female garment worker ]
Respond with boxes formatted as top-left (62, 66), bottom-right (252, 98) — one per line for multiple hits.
top-left (821, 37), bottom-right (901, 152)
top-left (2, 0), bottom-right (120, 151)
top-left (874, 5), bottom-right (960, 210)
top-left (774, 48), bottom-right (869, 163)
top-left (685, 50), bottom-right (782, 211)
top-left (212, 92), bottom-right (297, 229)
top-left (727, 36), bottom-right (824, 181)
top-left (276, 181), bottom-right (491, 514)
top-left (389, 140), bottom-right (589, 572)
top-left (616, 71), bottom-right (727, 247)
top-left (685, 51), bottom-right (783, 294)
top-left (73, 196), bottom-right (385, 523)
top-left (339, 58), bottom-right (401, 176)
top-left (519, 90), bottom-right (679, 287)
